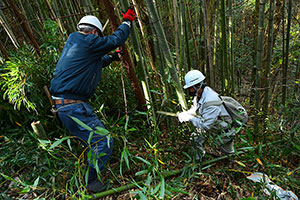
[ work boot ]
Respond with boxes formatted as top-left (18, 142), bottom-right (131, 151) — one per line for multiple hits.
top-left (218, 140), bottom-right (235, 155)
top-left (86, 178), bottom-right (108, 193)
top-left (190, 132), bottom-right (206, 160)
top-left (86, 167), bottom-right (108, 193)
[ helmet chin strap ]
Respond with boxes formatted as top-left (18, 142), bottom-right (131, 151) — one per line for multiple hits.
top-left (193, 82), bottom-right (203, 96)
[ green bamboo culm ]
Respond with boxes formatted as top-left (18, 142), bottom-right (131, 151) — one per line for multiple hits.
top-left (120, 0), bottom-right (157, 122)
top-left (220, 0), bottom-right (229, 95)
top-left (282, 0), bottom-right (292, 105)
top-left (254, 0), bottom-right (266, 137)
top-left (263, 0), bottom-right (275, 123)
top-left (144, 0), bottom-right (187, 110)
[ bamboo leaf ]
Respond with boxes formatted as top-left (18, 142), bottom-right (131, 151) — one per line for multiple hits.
top-left (33, 177), bottom-right (40, 187)
top-left (137, 190), bottom-right (148, 200)
top-left (67, 139), bottom-right (72, 151)
top-left (256, 158), bottom-right (263, 166)
top-left (125, 115), bottom-right (129, 131)
top-left (167, 185), bottom-right (190, 195)
top-left (235, 160), bottom-right (246, 167)
top-left (121, 147), bottom-right (130, 169)
top-left (153, 182), bottom-right (161, 194)
top-left (145, 139), bottom-right (153, 149)
top-left (95, 126), bottom-right (110, 136)
top-left (70, 116), bottom-right (92, 131)
top-left (159, 176), bottom-right (165, 198)
top-left (135, 156), bottom-right (151, 165)
top-left (49, 136), bottom-right (71, 149)
top-left (0, 173), bottom-right (25, 186)
top-left (87, 132), bottom-right (93, 145)
top-left (135, 169), bottom-right (148, 176)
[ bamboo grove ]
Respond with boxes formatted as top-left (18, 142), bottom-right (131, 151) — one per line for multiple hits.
top-left (1, 0), bottom-right (300, 199)
top-left (1, 0), bottom-right (300, 132)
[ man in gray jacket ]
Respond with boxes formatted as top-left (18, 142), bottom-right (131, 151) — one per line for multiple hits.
top-left (178, 70), bottom-right (235, 159)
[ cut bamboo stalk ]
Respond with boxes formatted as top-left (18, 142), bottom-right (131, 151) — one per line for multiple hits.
top-left (31, 121), bottom-right (47, 140)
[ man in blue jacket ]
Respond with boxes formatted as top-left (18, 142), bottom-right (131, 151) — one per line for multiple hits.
top-left (50, 7), bottom-right (136, 193)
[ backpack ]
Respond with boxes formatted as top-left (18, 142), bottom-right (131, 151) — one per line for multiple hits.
top-left (203, 96), bottom-right (248, 126)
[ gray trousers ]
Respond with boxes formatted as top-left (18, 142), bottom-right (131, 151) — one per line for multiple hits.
top-left (190, 127), bottom-right (236, 157)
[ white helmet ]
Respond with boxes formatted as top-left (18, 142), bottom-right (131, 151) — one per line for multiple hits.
top-left (77, 15), bottom-right (103, 34)
top-left (183, 70), bottom-right (206, 89)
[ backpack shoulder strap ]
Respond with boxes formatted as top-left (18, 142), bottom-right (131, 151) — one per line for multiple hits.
top-left (202, 99), bottom-right (223, 110)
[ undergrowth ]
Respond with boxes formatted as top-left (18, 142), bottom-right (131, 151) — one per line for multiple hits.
top-left (0, 102), bottom-right (299, 199)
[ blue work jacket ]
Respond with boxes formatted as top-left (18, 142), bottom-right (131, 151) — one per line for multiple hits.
top-left (50, 23), bottom-right (131, 101)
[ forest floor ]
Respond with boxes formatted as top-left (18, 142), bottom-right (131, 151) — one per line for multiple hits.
top-left (1, 112), bottom-right (299, 199)
top-left (90, 127), bottom-right (300, 200)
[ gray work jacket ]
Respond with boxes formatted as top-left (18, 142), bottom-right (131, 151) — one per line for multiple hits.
top-left (189, 87), bottom-right (232, 133)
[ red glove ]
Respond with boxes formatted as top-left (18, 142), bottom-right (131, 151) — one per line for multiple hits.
top-left (109, 50), bottom-right (124, 61)
top-left (121, 6), bottom-right (136, 22)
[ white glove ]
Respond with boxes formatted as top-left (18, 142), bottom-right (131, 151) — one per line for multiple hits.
top-left (178, 112), bottom-right (194, 123)
top-left (186, 106), bottom-right (197, 115)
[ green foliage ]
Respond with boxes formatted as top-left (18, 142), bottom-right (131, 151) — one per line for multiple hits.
top-left (0, 20), bottom-right (63, 114)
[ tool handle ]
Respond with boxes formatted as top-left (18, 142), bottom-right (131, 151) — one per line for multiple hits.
top-left (157, 111), bottom-right (178, 117)
top-left (43, 86), bottom-right (54, 106)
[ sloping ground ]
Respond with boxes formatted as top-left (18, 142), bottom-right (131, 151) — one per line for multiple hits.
top-left (92, 128), bottom-right (300, 199)
top-left (1, 109), bottom-right (299, 199)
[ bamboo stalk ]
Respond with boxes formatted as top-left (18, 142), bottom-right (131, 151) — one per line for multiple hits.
top-left (0, 9), bottom-right (20, 49)
top-left (282, 0), bottom-right (292, 105)
top-left (172, 0), bottom-right (180, 73)
top-left (263, 0), bottom-right (275, 121)
top-left (132, 0), bottom-right (161, 88)
top-left (145, 0), bottom-right (187, 110)
top-left (186, 0), bottom-right (200, 68)
top-left (228, 0), bottom-right (234, 94)
top-left (31, 121), bottom-right (47, 140)
top-left (100, 0), bottom-right (146, 111)
top-left (0, 40), bottom-right (9, 59)
top-left (7, 0), bottom-right (40, 55)
top-left (183, 0), bottom-right (191, 70)
top-left (201, 0), bottom-right (214, 87)
top-left (220, 0), bottom-right (228, 94)
top-left (45, 0), bottom-right (64, 37)
top-left (254, 0), bottom-right (266, 136)
top-left (120, 0), bottom-right (156, 119)
top-left (179, 0), bottom-right (187, 75)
